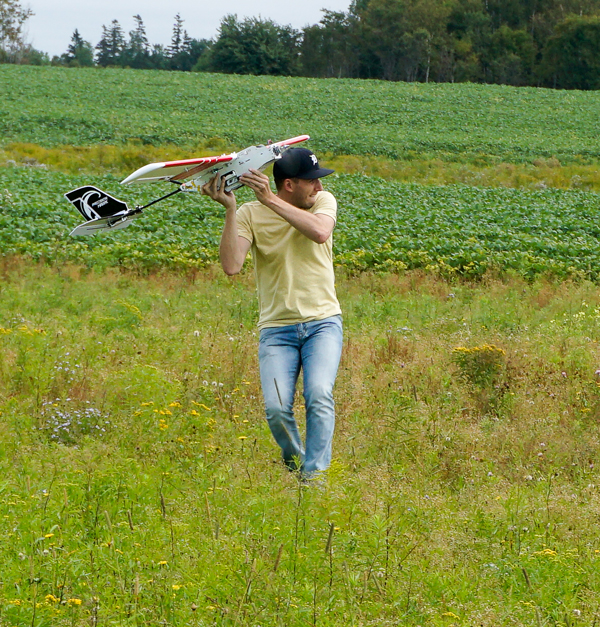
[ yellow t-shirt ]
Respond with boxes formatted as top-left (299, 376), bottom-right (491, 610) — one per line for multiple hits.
top-left (236, 190), bottom-right (342, 329)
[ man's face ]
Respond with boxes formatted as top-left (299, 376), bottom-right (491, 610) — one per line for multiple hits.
top-left (288, 177), bottom-right (324, 209)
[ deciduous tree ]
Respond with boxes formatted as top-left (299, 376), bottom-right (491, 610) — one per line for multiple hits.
top-left (210, 14), bottom-right (300, 76)
top-left (0, 0), bottom-right (33, 61)
top-left (541, 14), bottom-right (600, 88)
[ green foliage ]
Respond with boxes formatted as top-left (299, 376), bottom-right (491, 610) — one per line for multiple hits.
top-left (541, 15), bottom-right (600, 89)
top-left (2, 66), bottom-right (600, 164)
top-left (2, 167), bottom-right (600, 280)
top-left (359, 0), bottom-right (452, 81)
top-left (300, 11), bottom-right (361, 78)
top-left (95, 20), bottom-right (126, 67)
top-left (8, 0), bottom-right (600, 87)
top-left (210, 14), bottom-right (301, 76)
top-left (59, 29), bottom-right (94, 68)
top-left (122, 14), bottom-right (151, 69)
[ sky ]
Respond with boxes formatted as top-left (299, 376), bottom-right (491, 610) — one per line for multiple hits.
top-left (23, 0), bottom-right (352, 58)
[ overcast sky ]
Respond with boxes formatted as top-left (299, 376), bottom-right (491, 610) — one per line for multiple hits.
top-left (23, 0), bottom-right (352, 57)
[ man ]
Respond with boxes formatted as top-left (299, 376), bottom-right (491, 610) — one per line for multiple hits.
top-left (202, 147), bottom-right (343, 479)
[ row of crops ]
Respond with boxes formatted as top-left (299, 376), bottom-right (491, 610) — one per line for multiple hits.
top-left (2, 66), bottom-right (600, 163)
top-left (2, 166), bottom-right (600, 280)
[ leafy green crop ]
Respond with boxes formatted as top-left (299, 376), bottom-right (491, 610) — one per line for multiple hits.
top-left (2, 66), bottom-right (600, 163)
top-left (2, 167), bottom-right (600, 279)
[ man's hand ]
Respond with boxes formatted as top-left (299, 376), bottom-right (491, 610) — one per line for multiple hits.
top-left (239, 169), bottom-right (276, 205)
top-left (201, 173), bottom-right (236, 211)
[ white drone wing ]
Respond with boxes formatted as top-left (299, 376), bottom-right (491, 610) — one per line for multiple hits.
top-left (122, 135), bottom-right (310, 192)
top-left (121, 153), bottom-right (235, 185)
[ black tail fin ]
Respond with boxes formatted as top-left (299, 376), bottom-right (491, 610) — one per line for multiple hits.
top-left (64, 186), bottom-right (129, 221)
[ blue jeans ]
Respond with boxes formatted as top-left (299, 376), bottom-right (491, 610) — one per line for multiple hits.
top-left (258, 315), bottom-right (343, 475)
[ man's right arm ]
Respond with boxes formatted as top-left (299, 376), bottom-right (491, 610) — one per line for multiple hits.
top-left (201, 174), bottom-right (251, 276)
top-left (220, 206), bottom-right (251, 276)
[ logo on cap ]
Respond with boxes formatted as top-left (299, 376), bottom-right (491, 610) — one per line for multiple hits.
top-left (273, 148), bottom-right (335, 180)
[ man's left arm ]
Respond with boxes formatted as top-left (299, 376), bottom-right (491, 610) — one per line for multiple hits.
top-left (240, 170), bottom-right (335, 244)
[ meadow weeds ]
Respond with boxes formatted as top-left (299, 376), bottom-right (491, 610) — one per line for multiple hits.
top-left (5, 142), bottom-right (600, 191)
top-left (451, 344), bottom-right (507, 414)
top-left (1, 261), bottom-right (600, 625)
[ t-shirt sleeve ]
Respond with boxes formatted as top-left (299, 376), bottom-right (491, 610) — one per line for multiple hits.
top-left (312, 191), bottom-right (337, 223)
top-left (236, 204), bottom-right (253, 243)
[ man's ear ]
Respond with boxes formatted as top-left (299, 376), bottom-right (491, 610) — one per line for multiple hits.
top-left (283, 178), bottom-right (295, 193)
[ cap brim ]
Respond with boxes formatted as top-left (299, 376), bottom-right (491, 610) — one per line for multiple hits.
top-left (297, 168), bottom-right (335, 179)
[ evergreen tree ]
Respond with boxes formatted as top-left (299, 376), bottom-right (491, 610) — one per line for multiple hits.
top-left (95, 20), bottom-right (125, 67)
top-left (124, 14), bottom-right (151, 69)
top-left (168, 14), bottom-right (184, 58)
top-left (167, 14), bottom-right (196, 70)
top-left (62, 29), bottom-right (94, 67)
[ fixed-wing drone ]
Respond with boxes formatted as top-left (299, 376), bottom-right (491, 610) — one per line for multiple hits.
top-left (65, 134), bottom-right (310, 237)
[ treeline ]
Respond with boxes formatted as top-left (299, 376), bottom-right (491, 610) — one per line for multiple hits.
top-left (59, 15), bottom-right (211, 72)
top-left (3, 0), bottom-right (600, 89)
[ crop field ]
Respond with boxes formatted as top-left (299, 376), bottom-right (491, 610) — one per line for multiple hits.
top-left (2, 66), bottom-right (600, 626)
top-left (1, 166), bottom-right (600, 280)
top-left (1, 65), bottom-right (600, 163)
top-left (2, 66), bottom-right (600, 280)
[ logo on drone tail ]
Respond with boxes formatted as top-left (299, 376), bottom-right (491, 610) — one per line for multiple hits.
top-left (64, 186), bottom-right (129, 221)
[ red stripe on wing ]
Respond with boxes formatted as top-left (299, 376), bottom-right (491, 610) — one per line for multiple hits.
top-left (160, 154), bottom-right (233, 169)
top-left (169, 160), bottom-right (222, 181)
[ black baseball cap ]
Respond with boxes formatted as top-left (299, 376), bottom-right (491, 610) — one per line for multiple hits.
top-left (273, 148), bottom-right (334, 180)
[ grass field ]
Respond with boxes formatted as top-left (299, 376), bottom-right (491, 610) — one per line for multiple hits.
top-left (2, 66), bottom-right (600, 626)
top-left (2, 262), bottom-right (600, 626)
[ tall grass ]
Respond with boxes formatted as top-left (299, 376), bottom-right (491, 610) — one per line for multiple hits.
top-left (1, 260), bottom-right (600, 625)
top-left (4, 142), bottom-right (600, 191)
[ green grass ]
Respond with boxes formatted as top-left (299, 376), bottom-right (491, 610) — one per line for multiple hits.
top-left (2, 262), bottom-right (600, 626)
top-left (2, 65), bottom-right (600, 164)
top-left (3, 66), bottom-right (600, 626)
